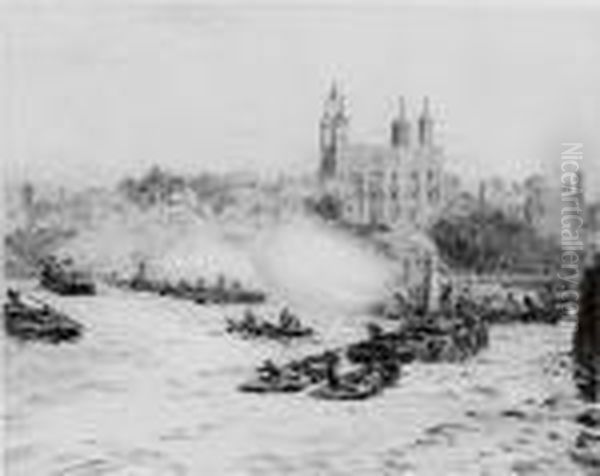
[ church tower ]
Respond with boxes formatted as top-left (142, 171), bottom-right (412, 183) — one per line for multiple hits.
top-left (391, 96), bottom-right (411, 148)
top-left (418, 96), bottom-right (434, 148)
top-left (319, 82), bottom-right (348, 181)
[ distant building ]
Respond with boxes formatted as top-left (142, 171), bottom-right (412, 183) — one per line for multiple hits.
top-left (478, 177), bottom-right (528, 221)
top-left (522, 174), bottom-right (548, 228)
top-left (446, 190), bottom-right (480, 218)
top-left (318, 83), bottom-right (445, 230)
top-left (521, 173), bottom-right (571, 237)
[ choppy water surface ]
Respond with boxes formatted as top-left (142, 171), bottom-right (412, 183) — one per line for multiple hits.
top-left (4, 285), bottom-right (590, 475)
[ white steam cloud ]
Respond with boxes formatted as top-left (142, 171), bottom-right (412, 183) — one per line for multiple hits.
top-left (251, 218), bottom-right (395, 314)
top-left (60, 210), bottom-right (397, 315)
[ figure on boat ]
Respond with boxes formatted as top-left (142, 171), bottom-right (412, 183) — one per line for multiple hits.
top-left (238, 358), bottom-right (313, 393)
top-left (125, 263), bottom-right (266, 305)
top-left (226, 308), bottom-right (315, 340)
top-left (39, 255), bottom-right (96, 296)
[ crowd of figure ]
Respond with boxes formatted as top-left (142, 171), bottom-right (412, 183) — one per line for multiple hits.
top-left (240, 296), bottom-right (490, 400)
top-left (226, 307), bottom-right (314, 339)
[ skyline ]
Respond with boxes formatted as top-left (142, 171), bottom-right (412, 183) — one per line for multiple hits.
top-left (4, 4), bottom-right (600, 197)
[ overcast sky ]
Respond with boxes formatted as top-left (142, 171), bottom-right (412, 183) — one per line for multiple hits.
top-left (4, 3), bottom-right (600, 195)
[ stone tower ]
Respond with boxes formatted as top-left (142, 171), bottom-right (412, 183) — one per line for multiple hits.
top-left (418, 96), bottom-right (434, 148)
top-left (390, 96), bottom-right (411, 148)
top-left (319, 82), bottom-right (348, 181)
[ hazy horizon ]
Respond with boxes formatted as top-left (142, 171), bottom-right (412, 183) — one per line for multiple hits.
top-left (4, 4), bottom-right (600, 197)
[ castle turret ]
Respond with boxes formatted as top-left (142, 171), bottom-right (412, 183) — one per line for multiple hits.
top-left (21, 182), bottom-right (35, 231)
top-left (319, 82), bottom-right (349, 181)
top-left (418, 96), bottom-right (434, 148)
top-left (391, 96), bottom-right (411, 148)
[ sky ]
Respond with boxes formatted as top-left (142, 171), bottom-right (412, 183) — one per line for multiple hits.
top-left (3, 2), bottom-right (600, 195)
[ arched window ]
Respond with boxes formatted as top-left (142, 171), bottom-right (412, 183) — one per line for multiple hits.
top-left (428, 187), bottom-right (440, 204)
top-left (411, 171), bottom-right (420, 199)
top-left (410, 208), bottom-right (418, 222)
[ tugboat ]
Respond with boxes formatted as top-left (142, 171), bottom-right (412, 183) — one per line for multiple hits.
top-left (308, 367), bottom-right (385, 401)
top-left (308, 350), bottom-right (392, 401)
top-left (194, 277), bottom-right (266, 305)
top-left (478, 290), bottom-right (562, 325)
top-left (238, 351), bottom-right (334, 393)
top-left (238, 359), bottom-right (313, 393)
top-left (226, 308), bottom-right (315, 340)
top-left (126, 262), bottom-right (266, 305)
top-left (39, 256), bottom-right (96, 296)
top-left (3, 289), bottom-right (84, 343)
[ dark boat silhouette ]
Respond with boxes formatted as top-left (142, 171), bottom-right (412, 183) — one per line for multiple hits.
top-left (126, 263), bottom-right (266, 305)
top-left (225, 312), bottom-right (314, 340)
top-left (39, 257), bottom-right (96, 296)
top-left (308, 367), bottom-right (386, 401)
top-left (3, 290), bottom-right (84, 343)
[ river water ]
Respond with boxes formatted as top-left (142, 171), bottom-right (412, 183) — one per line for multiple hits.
top-left (4, 283), bottom-right (591, 475)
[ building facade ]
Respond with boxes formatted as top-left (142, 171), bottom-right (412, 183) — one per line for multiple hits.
top-left (318, 84), bottom-right (445, 230)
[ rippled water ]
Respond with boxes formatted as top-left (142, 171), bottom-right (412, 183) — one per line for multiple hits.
top-left (4, 283), bottom-right (590, 475)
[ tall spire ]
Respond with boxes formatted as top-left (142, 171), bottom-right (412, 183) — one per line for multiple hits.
top-left (338, 84), bottom-right (346, 118)
top-left (319, 80), bottom-right (349, 181)
top-left (391, 95), bottom-right (411, 148)
top-left (418, 96), bottom-right (434, 147)
top-left (329, 80), bottom-right (339, 101)
top-left (399, 95), bottom-right (407, 119)
top-left (324, 80), bottom-right (347, 120)
top-left (422, 96), bottom-right (431, 117)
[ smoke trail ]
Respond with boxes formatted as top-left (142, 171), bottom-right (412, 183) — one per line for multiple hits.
top-left (60, 207), bottom-right (406, 326)
top-left (58, 209), bottom-right (261, 286)
top-left (250, 217), bottom-right (396, 315)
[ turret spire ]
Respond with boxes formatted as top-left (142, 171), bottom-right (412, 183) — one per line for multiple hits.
top-left (422, 96), bottom-right (431, 117)
top-left (319, 81), bottom-right (349, 181)
top-left (418, 96), bottom-right (434, 147)
top-left (329, 81), bottom-right (338, 100)
top-left (399, 96), bottom-right (407, 119)
top-left (391, 95), bottom-right (411, 148)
